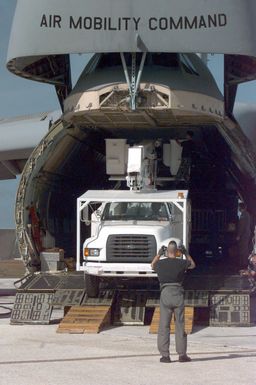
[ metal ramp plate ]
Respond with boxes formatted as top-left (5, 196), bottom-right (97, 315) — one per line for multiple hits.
top-left (56, 273), bottom-right (86, 290)
top-left (52, 289), bottom-right (86, 306)
top-left (16, 272), bottom-right (86, 291)
top-left (149, 306), bottom-right (194, 334)
top-left (184, 275), bottom-right (250, 291)
top-left (210, 293), bottom-right (256, 326)
top-left (11, 292), bottom-right (54, 324)
top-left (184, 291), bottom-right (209, 307)
top-left (113, 290), bottom-right (147, 325)
top-left (81, 289), bottom-right (115, 306)
top-left (17, 274), bottom-right (63, 291)
top-left (146, 290), bottom-right (209, 308)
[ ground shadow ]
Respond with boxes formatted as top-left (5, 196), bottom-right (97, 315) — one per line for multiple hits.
top-left (0, 305), bottom-right (12, 318)
top-left (0, 351), bottom-right (255, 366)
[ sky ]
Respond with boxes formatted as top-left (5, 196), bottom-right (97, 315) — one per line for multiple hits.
top-left (0, 0), bottom-right (256, 228)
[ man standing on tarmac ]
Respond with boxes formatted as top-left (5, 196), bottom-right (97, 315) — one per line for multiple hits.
top-left (151, 241), bottom-right (196, 363)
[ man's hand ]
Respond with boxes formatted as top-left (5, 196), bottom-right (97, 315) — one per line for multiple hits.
top-left (239, 269), bottom-right (248, 276)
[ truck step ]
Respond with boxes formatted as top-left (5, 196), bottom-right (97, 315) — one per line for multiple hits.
top-left (57, 305), bottom-right (112, 334)
top-left (149, 306), bottom-right (194, 334)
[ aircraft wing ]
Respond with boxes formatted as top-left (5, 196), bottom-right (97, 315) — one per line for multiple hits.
top-left (0, 111), bottom-right (61, 180)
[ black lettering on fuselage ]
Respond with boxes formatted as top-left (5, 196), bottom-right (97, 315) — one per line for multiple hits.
top-left (184, 16), bottom-right (197, 29)
top-left (40, 14), bottom-right (62, 28)
top-left (170, 17), bottom-right (183, 29)
top-left (219, 13), bottom-right (227, 27)
top-left (84, 17), bottom-right (92, 29)
top-left (133, 17), bottom-right (141, 31)
top-left (70, 16), bottom-right (82, 29)
top-left (208, 14), bottom-right (217, 27)
top-left (198, 16), bottom-right (207, 28)
top-left (149, 17), bottom-right (157, 30)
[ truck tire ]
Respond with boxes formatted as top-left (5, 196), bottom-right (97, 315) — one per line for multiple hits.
top-left (85, 274), bottom-right (100, 297)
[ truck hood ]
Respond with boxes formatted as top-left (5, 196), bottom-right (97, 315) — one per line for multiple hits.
top-left (100, 220), bottom-right (170, 234)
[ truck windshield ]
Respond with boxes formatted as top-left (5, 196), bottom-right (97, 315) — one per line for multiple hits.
top-left (102, 202), bottom-right (169, 221)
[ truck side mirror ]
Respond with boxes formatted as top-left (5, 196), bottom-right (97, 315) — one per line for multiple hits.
top-left (95, 209), bottom-right (102, 219)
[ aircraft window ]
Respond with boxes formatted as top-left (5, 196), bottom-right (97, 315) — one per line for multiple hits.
top-left (179, 54), bottom-right (199, 75)
top-left (102, 202), bottom-right (168, 221)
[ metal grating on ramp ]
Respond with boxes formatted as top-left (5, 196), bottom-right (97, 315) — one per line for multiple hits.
top-left (146, 290), bottom-right (209, 308)
top-left (81, 290), bottom-right (115, 306)
top-left (52, 289), bottom-right (86, 307)
top-left (114, 290), bottom-right (148, 325)
top-left (16, 272), bottom-right (86, 291)
top-left (11, 292), bottom-right (54, 324)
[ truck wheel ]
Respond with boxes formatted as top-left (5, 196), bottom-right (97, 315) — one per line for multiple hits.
top-left (85, 274), bottom-right (100, 297)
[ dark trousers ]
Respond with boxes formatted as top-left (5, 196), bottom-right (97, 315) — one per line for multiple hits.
top-left (176, 158), bottom-right (191, 182)
top-left (157, 285), bottom-right (187, 357)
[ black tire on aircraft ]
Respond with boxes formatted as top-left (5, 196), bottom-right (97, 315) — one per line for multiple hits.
top-left (85, 274), bottom-right (100, 298)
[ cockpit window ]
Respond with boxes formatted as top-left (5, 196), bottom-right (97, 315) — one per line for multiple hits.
top-left (102, 202), bottom-right (169, 221)
top-left (152, 53), bottom-right (179, 67)
top-left (97, 53), bottom-right (122, 68)
top-left (97, 53), bottom-right (180, 69)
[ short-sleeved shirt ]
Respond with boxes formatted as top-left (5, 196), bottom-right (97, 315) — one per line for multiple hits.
top-left (181, 140), bottom-right (194, 158)
top-left (154, 257), bottom-right (191, 285)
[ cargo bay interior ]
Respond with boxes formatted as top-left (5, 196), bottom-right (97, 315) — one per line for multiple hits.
top-left (16, 120), bottom-right (250, 275)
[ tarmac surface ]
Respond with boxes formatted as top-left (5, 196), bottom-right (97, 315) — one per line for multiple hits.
top-left (0, 278), bottom-right (256, 385)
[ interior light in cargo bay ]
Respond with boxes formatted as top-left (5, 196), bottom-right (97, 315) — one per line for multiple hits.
top-left (84, 248), bottom-right (100, 257)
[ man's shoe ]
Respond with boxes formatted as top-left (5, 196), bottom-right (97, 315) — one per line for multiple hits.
top-left (179, 354), bottom-right (191, 362)
top-left (160, 356), bottom-right (171, 363)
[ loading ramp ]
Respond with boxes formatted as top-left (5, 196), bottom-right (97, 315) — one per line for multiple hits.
top-left (57, 289), bottom-right (115, 334)
top-left (10, 272), bottom-right (255, 329)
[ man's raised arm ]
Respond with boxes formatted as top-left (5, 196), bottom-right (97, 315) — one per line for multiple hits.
top-left (151, 254), bottom-right (160, 270)
top-left (186, 254), bottom-right (196, 269)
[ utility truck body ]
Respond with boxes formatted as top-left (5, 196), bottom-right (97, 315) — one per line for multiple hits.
top-left (77, 189), bottom-right (190, 294)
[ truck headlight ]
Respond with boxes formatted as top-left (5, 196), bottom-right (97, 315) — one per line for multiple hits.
top-left (84, 248), bottom-right (100, 257)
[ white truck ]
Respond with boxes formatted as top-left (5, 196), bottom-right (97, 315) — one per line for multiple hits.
top-left (76, 140), bottom-right (191, 296)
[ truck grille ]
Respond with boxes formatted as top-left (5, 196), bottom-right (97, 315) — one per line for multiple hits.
top-left (106, 234), bottom-right (156, 263)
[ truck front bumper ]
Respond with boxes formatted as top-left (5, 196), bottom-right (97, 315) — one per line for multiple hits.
top-left (79, 262), bottom-right (157, 277)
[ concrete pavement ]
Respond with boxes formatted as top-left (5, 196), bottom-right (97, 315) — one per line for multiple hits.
top-left (0, 279), bottom-right (255, 385)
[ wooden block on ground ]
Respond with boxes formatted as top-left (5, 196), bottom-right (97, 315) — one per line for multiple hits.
top-left (57, 305), bottom-right (111, 334)
top-left (149, 306), bottom-right (194, 334)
